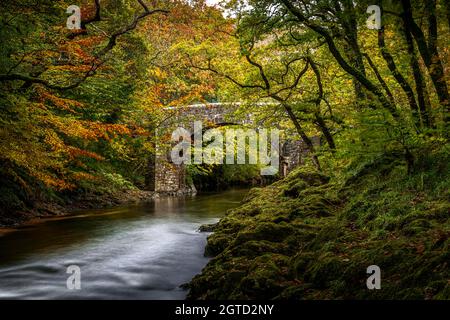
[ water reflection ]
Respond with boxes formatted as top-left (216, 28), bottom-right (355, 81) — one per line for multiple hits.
top-left (0, 189), bottom-right (247, 299)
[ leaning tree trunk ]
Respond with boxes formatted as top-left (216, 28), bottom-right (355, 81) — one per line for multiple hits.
top-left (282, 103), bottom-right (322, 171)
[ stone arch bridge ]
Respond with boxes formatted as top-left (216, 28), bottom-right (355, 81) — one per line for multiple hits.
top-left (145, 103), bottom-right (318, 194)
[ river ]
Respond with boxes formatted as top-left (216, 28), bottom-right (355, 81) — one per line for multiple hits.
top-left (0, 189), bottom-right (247, 299)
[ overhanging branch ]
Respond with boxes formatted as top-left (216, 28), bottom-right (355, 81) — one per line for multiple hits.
top-left (1, 1), bottom-right (168, 91)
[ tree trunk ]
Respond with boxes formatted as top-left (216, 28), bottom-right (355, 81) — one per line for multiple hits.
top-left (144, 124), bottom-right (157, 191)
top-left (378, 25), bottom-right (421, 128)
top-left (340, 0), bottom-right (370, 109)
top-left (282, 103), bottom-right (322, 171)
top-left (402, 24), bottom-right (433, 128)
top-left (315, 113), bottom-right (336, 152)
top-left (401, 0), bottom-right (450, 122)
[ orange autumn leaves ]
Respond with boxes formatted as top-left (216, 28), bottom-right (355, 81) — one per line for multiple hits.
top-left (0, 1), bottom-right (231, 192)
top-left (136, 1), bottom-right (228, 110)
top-left (37, 114), bottom-right (146, 189)
top-left (17, 82), bottom-right (147, 190)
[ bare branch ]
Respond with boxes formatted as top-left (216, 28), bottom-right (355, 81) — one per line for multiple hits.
top-left (280, 0), bottom-right (399, 120)
top-left (362, 53), bottom-right (395, 105)
top-left (244, 55), bottom-right (270, 90)
top-left (1, 1), bottom-right (168, 91)
top-left (99, 8), bottom-right (169, 57)
top-left (273, 59), bottom-right (309, 97)
top-left (1, 62), bottom-right (101, 90)
top-left (137, 0), bottom-right (150, 12)
top-left (187, 55), bottom-right (266, 90)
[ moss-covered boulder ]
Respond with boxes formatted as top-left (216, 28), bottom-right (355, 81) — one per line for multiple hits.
top-left (188, 152), bottom-right (450, 300)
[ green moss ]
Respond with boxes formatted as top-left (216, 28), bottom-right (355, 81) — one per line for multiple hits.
top-left (283, 180), bottom-right (308, 198)
top-left (238, 254), bottom-right (290, 299)
top-left (204, 234), bottom-right (233, 256)
top-left (229, 240), bottom-right (289, 257)
top-left (188, 151), bottom-right (450, 300)
top-left (233, 222), bottom-right (295, 244)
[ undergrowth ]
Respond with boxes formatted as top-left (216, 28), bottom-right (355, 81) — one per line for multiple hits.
top-left (188, 146), bottom-right (450, 299)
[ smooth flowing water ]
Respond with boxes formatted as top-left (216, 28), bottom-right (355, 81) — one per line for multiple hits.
top-left (0, 189), bottom-right (247, 299)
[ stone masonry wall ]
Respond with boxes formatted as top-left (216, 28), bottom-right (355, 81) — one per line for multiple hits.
top-left (151, 104), bottom-right (315, 193)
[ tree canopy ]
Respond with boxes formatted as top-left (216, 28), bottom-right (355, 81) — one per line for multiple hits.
top-left (0, 0), bottom-right (448, 213)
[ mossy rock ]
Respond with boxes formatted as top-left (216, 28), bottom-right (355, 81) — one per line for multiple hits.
top-left (189, 150), bottom-right (450, 300)
top-left (233, 222), bottom-right (295, 245)
top-left (239, 254), bottom-right (290, 299)
top-left (304, 252), bottom-right (349, 288)
top-left (296, 195), bottom-right (333, 217)
top-left (424, 202), bottom-right (450, 220)
top-left (229, 240), bottom-right (289, 258)
top-left (198, 223), bottom-right (217, 232)
top-left (290, 252), bottom-right (317, 278)
top-left (234, 203), bottom-right (262, 216)
top-left (214, 216), bottom-right (250, 234)
top-left (204, 234), bottom-right (233, 256)
top-left (241, 187), bottom-right (263, 203)
top-left (283, 180), bottom-right (308, 198)
top-left (401, 218), bottom-right (432, 236)
top-left (287, 168), bottom-right (330, 186)
top-left (277, 283), bottom-right (313, 299)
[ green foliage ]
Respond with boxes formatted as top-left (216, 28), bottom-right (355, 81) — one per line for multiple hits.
top-left (0, 0), bottom-right (449, 300)
top-left (188, 145), bottom-right (450, 299)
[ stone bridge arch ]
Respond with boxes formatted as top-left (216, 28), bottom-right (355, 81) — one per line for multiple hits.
top-left (145, 103), bottom-right (317, 194)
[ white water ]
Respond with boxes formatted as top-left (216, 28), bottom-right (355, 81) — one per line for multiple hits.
top-left (0, 189), bottom-right (247, 299)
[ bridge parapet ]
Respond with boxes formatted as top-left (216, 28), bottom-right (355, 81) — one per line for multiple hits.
top-left (162, 103), bottom-right (251, 130)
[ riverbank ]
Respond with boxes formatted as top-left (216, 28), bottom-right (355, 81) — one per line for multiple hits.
top-left (0, 189), bottom-right (247, 299)
top-left (188, 150), bottom-right (450, 299)
top-left (0, 188), bottom-right (158, 228)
